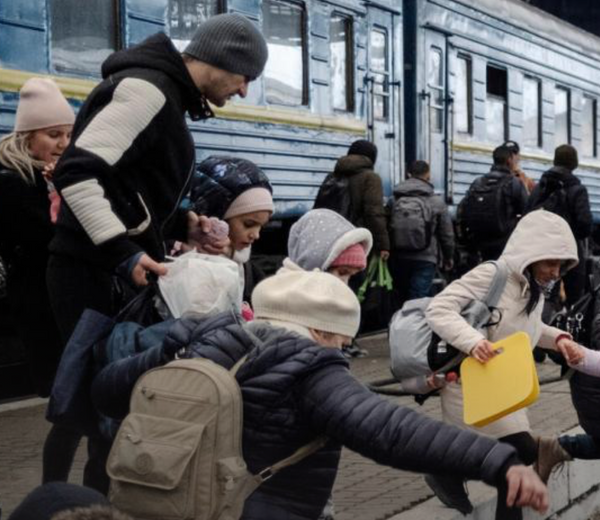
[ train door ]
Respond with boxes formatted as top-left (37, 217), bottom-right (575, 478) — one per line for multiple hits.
top-left (367, 7), bottom-right (401, 193)
top-left (423, 29), bottom-right (447, 192)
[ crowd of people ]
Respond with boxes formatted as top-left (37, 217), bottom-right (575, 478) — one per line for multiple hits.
top-left (0, 11), bottom-right (599, 520)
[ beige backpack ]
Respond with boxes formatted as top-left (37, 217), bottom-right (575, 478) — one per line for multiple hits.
top-left (107, 356), bottom-right (326, 520)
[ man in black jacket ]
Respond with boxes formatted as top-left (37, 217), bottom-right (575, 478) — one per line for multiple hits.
top-left (459, 145), bottom-right (528, 261)
top-left (45, 14), bottom-right (268, 494)
top-left (526, 145), bottom-right (593, 305)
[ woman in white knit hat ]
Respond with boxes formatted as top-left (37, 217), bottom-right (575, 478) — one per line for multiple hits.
top-left (93, 269), bottom-right (548, 520)
top-left (0, 77), bottom-right (76, 484)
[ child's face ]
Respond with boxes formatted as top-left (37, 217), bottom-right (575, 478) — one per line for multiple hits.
top-left (227, 210), bottom-right (271, 251)
top-left (328, 266), bottom-right (362, 285)
top-left (310, 329), bottom-right (352, 349)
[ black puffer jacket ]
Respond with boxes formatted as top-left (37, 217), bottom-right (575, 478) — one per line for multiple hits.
top-left (92, 313), bottom-right (519, 520)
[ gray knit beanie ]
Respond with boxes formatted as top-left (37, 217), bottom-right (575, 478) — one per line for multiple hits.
top-left (183, 14), bottom-right (268, 80)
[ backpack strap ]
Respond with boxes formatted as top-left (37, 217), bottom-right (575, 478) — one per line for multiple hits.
top-left (255, 436), bottom-right (328, 484)
top-left (481, 260), bottom-right (510, 308)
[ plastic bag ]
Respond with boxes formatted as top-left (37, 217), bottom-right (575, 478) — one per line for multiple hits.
top-left (158, 251), bottom-right (241, 318)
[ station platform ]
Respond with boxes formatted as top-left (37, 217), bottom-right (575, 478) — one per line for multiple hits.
top-left (0, 333), bottom-right (598, 520)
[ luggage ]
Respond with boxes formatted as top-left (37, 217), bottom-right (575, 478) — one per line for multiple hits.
top-left (358, 255), bottom-right (395, 332)
top-left (461, 332), bottom-right (539, 427)
top-left (458, 174), bottom-right (514, 243)
top-left (389, 194), bottom-right (434, 251)
top-left (313, 173), bottom-right (355, 222)
top-left (389, 260), bottom-right (508, 380)
top-left (107, 352), bottom-right (326, 520)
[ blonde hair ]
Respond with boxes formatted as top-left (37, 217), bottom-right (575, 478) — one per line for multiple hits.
top-left (0, 131), bottom-right (44, 185)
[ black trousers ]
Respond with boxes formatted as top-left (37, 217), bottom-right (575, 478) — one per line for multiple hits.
top-left (45, 254), bottom-right (115, 494)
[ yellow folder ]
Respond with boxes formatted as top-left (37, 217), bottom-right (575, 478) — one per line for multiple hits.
top-left (461, 332), bottom-right (539, 427)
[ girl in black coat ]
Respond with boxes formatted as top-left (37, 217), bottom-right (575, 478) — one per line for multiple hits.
top-left (93, 270), bottom-right (549, 520)
top-left (0, 78), bottom-right (74, 396)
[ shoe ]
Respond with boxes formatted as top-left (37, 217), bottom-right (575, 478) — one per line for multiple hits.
top-left (425, 474), bottom-right (473, 515)
top-left (342, 342), bottom-right (368, 358)
top-left (534, 437), bottom-right (572, 484)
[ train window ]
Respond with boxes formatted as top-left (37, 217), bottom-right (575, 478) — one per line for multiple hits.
top-left (263, 0), bottom-right (308, 107)
top-left (582, 96), bottom-right (597, 158)
top-left (454, 56), bottom-right (472, 134)
top-left (486, 65), bottom-right (507, 143)
top-left (554, 86), bottom-right (571, 146)
top-left (428, 47), bottom-right (443, 133)
top-left (169, 0), bottom-right (221, 52)
top-left (50, 0), bottom-right (118, 75)
top-left (523, 77), bottom-right (542, 149)
top-left (330, 14), bottom-right (354, 113)
top-left (370, 29), bottom-right (389, 120)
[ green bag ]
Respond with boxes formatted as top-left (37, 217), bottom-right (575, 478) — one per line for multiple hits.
top-left (357, 256), bottom-right (395, 331)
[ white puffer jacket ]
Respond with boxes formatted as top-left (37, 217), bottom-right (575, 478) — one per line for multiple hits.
top-left (426, 210), bottom-right (579, 438)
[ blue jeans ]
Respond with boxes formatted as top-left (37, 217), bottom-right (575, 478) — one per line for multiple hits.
top-left (559, 434), bottom-right (600, 459)
top-left (390, 258), bottom-right (436, 303)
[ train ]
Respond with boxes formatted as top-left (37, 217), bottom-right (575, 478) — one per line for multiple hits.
top-left (1, 0), bottom-right (600, 397)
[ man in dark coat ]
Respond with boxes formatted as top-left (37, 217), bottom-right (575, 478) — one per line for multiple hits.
top-left (316, 140), bottom-right (390, 260)
top-left (92, 270), bottom-right (548, 520)
top-left (45, 13), bottom-right (268, 494)
top-left (526, 144), bottom-right (593, 305)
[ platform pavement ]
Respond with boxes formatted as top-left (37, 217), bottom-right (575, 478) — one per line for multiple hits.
top-left (0, 333), bottom-right (590, 519)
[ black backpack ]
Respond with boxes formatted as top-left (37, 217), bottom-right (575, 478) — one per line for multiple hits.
top-left (458, 174), bottom-right (514, 243)
top-left (529, 179), bottom-right (572, 225)
top-left (314, 173), bottom-right (355, 222)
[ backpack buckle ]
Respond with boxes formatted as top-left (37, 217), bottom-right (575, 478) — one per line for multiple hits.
top-left (258, 468), bottom-right (274, 482)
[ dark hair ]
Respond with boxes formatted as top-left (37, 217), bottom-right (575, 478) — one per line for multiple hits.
top-left (348, 140), bottom-right (378, 165)
top-left (493, 145), bottom-right (511, 167)
top-left (523, 268), bottom-right (542, 316)
top-left (408, 160), bottom-right (430, 178)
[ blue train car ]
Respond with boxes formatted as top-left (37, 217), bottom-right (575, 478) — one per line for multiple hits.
top-left (404, 0), bottom-right (600, 219)
top-left (0, 0), bottom-right (403, 220)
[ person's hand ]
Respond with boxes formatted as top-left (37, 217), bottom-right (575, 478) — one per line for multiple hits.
top-left (469, 339), bottom-right (498, 363)
top-left (443, 259), bottom-right (454, 272)
top-left (557, 337), bottom-right (585, 365)
top-left (505, 465), bottom-right (549, 513)
top-left (42, 162), bottom-right (56, 182)
top-left (131, 254), bottom-right (168, 286)
top-left (186, 212), bottom-right (230, 255)
top-left (380, 250), bottom-right (390, 261)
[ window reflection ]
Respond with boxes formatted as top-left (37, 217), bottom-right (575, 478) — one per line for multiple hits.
top-left (523, 77), bottom-right (541, 149)
top-left (428, 47), bottom-right (443, 133)
top-left (263, 0), bottom-right (307, 106)
top-left (554, 87), bottom-right (570, 146)
top-left (169, 0), bottom-right (220, 52)
top-left (454, 56), bottom-right (471, 134)
top-left (50, 0), bottom-right (117, 74)
top-left (486, 66), bottom-right (507, 143)
top-left (582, 96), bottom-right (597, 158)
top-left (370, 29), bottom-right (388, 120)
top-left (331, 14), bottom-right (353, 112)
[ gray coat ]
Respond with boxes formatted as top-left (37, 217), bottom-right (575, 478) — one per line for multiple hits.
top-left (389, 177), bottom-right (454, 264)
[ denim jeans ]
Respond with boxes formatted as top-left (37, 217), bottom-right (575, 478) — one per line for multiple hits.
top-left (390, 258), bottom-right (436, 303)
top-left (559, 434), bottom-right (600, 459)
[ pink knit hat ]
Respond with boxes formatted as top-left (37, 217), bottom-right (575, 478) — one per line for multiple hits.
top-left (224, 187), bottom-right (274, 219)
top-left (15, 78), bottom-right (75, 132)
top-left (330, 243), bottom-right (367, 270)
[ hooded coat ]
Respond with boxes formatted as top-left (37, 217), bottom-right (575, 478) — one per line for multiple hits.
top-left (389, 177), bottom-right (454, 264)
top-left (51, 33), bottom-right (213, 269)
top-left (92, 313), bottom-right (520, 520)
top-left (426, 210), bottom-right (578, 437)
top-left (330, 155), bottom-right (390, 252)
top-left (285, 208), bottom-right (373, 272)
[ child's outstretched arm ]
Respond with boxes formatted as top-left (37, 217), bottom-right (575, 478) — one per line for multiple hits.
top-left (568, 344), bottom-right (600, 377)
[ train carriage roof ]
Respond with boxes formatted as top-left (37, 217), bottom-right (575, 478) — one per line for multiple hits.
top-left (465, 0), bottom-right (600, 61)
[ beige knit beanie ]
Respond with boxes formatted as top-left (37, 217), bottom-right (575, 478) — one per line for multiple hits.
top-left (15, 78), bottom-right (75, 132)
top-left (252, 270), bottom-right (361, 337)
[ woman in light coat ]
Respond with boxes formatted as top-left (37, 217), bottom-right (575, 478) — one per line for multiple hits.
top-left (425, 209), bottom-right (580, 517)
